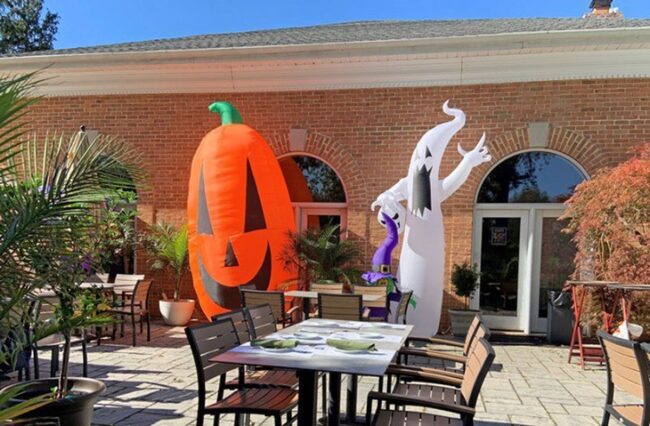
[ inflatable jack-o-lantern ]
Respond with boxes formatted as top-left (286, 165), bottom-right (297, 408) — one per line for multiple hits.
top-left (187, 102), bottom-right (297, 318)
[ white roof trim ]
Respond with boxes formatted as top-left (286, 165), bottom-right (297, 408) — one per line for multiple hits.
top-left (2, 28), bottom-right (650, 96)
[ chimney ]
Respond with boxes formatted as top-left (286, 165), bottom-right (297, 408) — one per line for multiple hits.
top-left (586, 0), bottom-right (622, 18)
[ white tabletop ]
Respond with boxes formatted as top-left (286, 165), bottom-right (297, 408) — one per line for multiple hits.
top-left (211, 318), bottom-right (412, 377)
top-left (285, 290), bottom-right (382, 302)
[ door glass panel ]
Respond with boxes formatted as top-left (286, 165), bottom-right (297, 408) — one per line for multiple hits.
top-left (538, 217), bottom-right (576, 318)
top-left (479, 217), bottom-right (521, 317)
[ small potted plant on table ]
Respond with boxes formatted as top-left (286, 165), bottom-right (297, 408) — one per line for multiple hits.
top-left (449, 261), bottom-right (481, 336)
top-left (142, 222), bottom-right (193, 326)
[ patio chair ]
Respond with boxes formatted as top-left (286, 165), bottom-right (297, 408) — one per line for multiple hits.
top-left (29, 296), bottom-right (88, 379)
top-left (355, 284), bottom-right (387, 321)
top-left (317, 293), bottom-right (362, 321)
top-left (112, 273), bottom-right (145, 301)
top-left (240, 304), bottom-right (328, 417)
top-left (185, 318), bottom-right (298, 426)
top-left (392, 290), bottom-right (413, 324)
top-left (211, 309), bottom-right (298, 393)
top-left (244, 304), bottom-right (279, 340)
top-left (366, 337), bottom-right (495, 426)
top-left (108, 279), bottom-right (152, 346)
top-left (598, 331), bottom-right (650, 426)
top-left (240, 289), bottom-right (299, 328)
top-left (388, 324), bottom-right (491, 390)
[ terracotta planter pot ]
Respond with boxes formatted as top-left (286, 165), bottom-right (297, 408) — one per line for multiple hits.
top-left (1, 377), bottom-right (105, 426)
top-left (159, 299), bottom-right (195, 326)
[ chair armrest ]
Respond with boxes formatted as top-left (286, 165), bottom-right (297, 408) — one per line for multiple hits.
top-left (386, 365), bottom-right (463, 387)
top-left (398, 347), bottom-right (467, 364)
top-left (406, 336), bottom-right (465, 348)
top-left (366, 391), bottom-right (475, 415)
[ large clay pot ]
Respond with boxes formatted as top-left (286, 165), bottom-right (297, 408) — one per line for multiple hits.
top-left (448, 309), bottom-right (480, 337)
top-left (1, 377), bottom-right (105, 426)
top-left (159, 299), bottom-right (195, 326)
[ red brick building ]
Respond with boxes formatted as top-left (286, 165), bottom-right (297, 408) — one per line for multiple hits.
top-left (3, 18), bottom-right (650, 333)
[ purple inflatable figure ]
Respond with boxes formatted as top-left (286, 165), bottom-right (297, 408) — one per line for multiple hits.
top-left (361, 212), bottom-right (402, 319)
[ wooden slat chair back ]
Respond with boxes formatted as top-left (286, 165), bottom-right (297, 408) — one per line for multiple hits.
top-left (310, 282), bottom-right (344, 294)
top-left (598, 331), bottom-right (650, 426)
top-left (354, 285), bottom-right (386, 309)
top-left (212, 309), bottom-right (251, 344)
top-left (459, 337), bottom-right (495, 409)
top-left (395, 290), bottom-right (413, 324)
top-left (131, 280), bottom-right (153, 312)
top-left (113, 274), bottom-right (144, 296)
top-left (244, 304), bottom-right (277, 340)
top-left (185, 318), bottom-right (240, 422)
top-left (114, 274), bottom-right (145, 285)
top-left (318, 293), bottom-right (362, 321)
top-left (240, 289), bottom-right (286, 325)
top-left (463, 313), bottom-right (483, 355)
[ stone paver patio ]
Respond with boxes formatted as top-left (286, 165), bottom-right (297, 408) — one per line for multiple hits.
top-left (4, 322), bottom-right (635, 425)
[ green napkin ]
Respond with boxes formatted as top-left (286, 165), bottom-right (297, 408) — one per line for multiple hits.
top-left (326, 338), bottom-right (377, 352)
top-left (251, 339), bottom-right (298, 349)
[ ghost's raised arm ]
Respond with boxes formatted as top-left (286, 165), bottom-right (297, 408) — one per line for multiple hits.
top-left (440, 133), bottom-right (491, 201)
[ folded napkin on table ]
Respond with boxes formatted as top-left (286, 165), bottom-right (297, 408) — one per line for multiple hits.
top-left (251, 339), bottom-right (298, 349)
top-left (326, 338), bottom-right (377, 352)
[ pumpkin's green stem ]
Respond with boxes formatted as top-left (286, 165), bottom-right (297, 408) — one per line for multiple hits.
top-left (208, 101), bottom-right (243, 125)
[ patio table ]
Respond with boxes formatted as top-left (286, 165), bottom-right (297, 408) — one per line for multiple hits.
top-left (210, 318), bottom-right (412, 426)
top-left (285, 290), bottom-right (382, 320)
top-left (566, 280), bottom-right (618, 368)
top-left (607, 283), bottom-right (650, 325)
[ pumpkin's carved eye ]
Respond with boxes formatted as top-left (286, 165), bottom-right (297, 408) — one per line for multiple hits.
top-left (425, 147), bottom-right (433, 158)
top-left (244, 159), bottom-right (266, 232)
top-left (197, 167), bottom-right (213, 235)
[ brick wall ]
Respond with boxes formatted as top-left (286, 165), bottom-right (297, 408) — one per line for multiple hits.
top-left (23, 79), bottom-right (650, 326)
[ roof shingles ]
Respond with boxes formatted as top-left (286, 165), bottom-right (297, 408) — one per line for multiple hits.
top-left (12, 18), bottom-right (650, 57)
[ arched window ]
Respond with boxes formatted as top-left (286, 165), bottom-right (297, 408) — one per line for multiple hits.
top-left (477, 152), bottom-right (587, 204)
top-left (278, 155), bottom-right (347, 233)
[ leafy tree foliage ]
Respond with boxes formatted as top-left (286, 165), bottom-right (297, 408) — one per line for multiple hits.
top-left (0, 0), bottom-right (59, 54)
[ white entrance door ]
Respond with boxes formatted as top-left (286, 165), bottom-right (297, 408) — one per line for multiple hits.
top-left (471, 209), bottom-right (530, 332)
top-left (472, 206), bottom-right (574, 333)
top-left (530, 209), bottom-right (576, 333)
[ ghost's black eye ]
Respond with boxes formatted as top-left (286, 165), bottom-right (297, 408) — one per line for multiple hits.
top-left (392, 213), bottom-right (399, 220)
top-left (380, 220), bottom-right (386, 225)
top-left (425, 147), bottom-right (432, 158)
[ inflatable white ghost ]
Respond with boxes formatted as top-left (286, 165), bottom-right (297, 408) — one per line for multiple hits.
top-left (371, 101), bottom-right (491, 336)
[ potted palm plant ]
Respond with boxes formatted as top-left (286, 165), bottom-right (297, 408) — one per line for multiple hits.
top-left (141, 222), bottom-right (193, 326)
top-left (282, 224), bottom-right (360, 292)
top-left (0, 73), bottom-right (142, 425)
top-left (448, 261), bottom-right (481, 336)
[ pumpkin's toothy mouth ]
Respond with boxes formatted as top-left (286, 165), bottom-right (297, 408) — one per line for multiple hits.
top-left (197, 243), bottom-right (272, 309)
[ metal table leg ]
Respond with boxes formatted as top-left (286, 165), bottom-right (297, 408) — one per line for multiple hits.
top-left (345, 374), bottom-right (359, 424)
top-left (297, 369), bottom-right (318, 426)
top-left (328, 372), bottom-right (341, 426)
top-left (302, 298), bottom-right (311, 320)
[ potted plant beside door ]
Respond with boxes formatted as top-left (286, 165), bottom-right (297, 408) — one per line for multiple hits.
top-left (448, 261), bottom-right (481, 336)
top-left (282, 224), bottom-right (360, 293)
top-left (142, 222), bottom-right (194, 326)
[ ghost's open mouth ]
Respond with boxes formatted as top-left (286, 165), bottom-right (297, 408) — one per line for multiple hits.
top-left (197, 243), bottom-right (272, 309)
top-left (412, 163), bottom-right (432, 217)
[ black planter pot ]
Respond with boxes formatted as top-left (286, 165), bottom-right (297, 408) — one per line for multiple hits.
top-left (0, 377), bottom-right (105, 426)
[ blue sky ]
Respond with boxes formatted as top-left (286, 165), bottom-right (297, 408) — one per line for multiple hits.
top-left (50, 0), bottom-right (649, 49)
